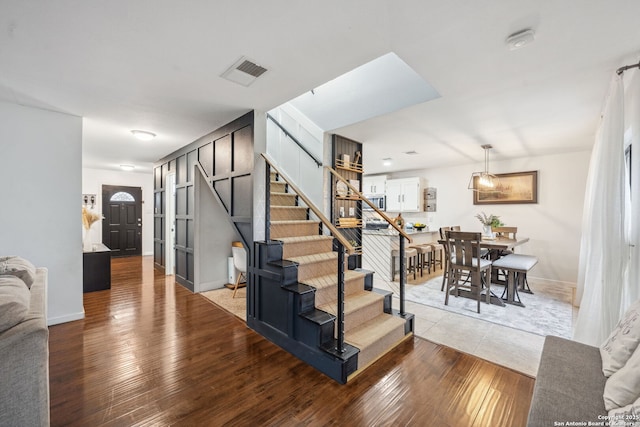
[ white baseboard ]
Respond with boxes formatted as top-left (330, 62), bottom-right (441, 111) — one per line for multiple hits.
top-left (47, 310), bottom-right (85, 326)
top-left (527, 275), bottom-right (576, 288)
top-left (196, 280), bottom-right (226, 293)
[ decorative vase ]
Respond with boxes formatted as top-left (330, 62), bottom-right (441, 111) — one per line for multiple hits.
top-left (83, 228), bottom-right (91, 251)
top-left (482, 225), bottom-right (494, 239)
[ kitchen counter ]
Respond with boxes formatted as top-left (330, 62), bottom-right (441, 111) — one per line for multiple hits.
top-left (362, 228), bottom-right (437, 236)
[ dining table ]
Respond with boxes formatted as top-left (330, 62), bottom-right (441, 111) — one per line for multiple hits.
top-left (440, 236), bottom-right (531, 307)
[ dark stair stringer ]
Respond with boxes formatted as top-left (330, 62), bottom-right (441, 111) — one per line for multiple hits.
top-left (248, 240), bottom-right (363, 383)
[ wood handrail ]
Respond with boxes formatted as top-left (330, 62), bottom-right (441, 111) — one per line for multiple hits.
top-left (262, 153), bottom-right (355, 254)
top-left (326, 166), bottom-right (413, 243)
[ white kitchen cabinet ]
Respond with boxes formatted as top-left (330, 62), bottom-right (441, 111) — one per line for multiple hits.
top-left (385, 177), bottom-right (422, 212)
top-left (362, 175), bottom-right (386, 195)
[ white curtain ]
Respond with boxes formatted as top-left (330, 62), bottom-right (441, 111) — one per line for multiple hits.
top-left (623, 69), bottom-right (640, 308)
top-left (574, 74), bottom-right (630, 346)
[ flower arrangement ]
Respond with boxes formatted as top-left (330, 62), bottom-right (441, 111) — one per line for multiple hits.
top-left (475, 212), bottom-right (503, 227)
top-left (82, 207), bottom-right (102, 230)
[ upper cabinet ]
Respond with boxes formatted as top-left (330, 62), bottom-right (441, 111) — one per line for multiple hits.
top-left (386, 177), bottom-right (422, 212)
top-left (362, 175), bottom-right (386, 195)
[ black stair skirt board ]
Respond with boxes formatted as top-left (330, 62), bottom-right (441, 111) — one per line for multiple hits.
top-left (248, 239), bottom-right (415, 383)
top-left (249, 240), bottom-right (361, 383)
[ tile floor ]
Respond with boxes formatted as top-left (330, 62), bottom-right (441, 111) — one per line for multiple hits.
top-left (381, 274), bottom-right (577, 378)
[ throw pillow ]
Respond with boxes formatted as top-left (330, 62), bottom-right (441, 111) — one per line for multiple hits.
top-left (0, 275), bottom-right (31, 333)
top-left (608, 395), bottom-right (640, 427)
top-left (601, 298), bottom-right (640, 377)
top-left (0, 256), bottom-right (36, 288)
top-left (604, 342), bottom-right (640, 410)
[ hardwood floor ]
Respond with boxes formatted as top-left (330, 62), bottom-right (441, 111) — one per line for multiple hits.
top-left (49, 256), bottom-right (534, 426)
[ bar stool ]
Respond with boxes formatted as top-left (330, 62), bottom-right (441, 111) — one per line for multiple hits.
top-left (427, 243), bottom-right (444, 272)
top-left (409, 245), bottom-right (433, 276)
top-left (391, 247), bottom-right (418, 281)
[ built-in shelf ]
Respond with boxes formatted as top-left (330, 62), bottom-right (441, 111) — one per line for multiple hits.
top-left (335, 158), bottom-right (363, 173)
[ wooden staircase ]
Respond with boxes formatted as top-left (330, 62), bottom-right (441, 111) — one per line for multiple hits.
top-left (248, 171), bottom-right (413, 382)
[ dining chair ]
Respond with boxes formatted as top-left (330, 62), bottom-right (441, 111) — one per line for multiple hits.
top-left (491, 226), bottom-right (518, 281)
top-left (438, 227), bottom-right (452, 290)
top-left (444, 230), bottom-right (492, 313)
top-left (231, 241), bottom-right (247, 298)
top-left (492, 226), bottom-right (518, 240)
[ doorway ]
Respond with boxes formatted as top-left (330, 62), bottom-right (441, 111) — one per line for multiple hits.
top-left (102, 185), bottom-right (142, 257)
top-left (165, 173), bottom-right (176, 275)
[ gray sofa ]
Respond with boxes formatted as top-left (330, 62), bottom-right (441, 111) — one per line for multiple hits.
top-left (527, 335), bottom-right (607, 426)
top-left (0, 268), bottom-right (50, 426)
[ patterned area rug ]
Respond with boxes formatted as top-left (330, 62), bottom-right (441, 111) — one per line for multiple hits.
top-left (405, 276), bottom-right (572, 338)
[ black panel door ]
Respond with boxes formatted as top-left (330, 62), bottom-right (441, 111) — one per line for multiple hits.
top-left (102, 185), bottom-right (142, 257)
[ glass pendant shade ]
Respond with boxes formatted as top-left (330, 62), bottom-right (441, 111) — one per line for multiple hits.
top-left (468, 145), bottom-right (500, 192)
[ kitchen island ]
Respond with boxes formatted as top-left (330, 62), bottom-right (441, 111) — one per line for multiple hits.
top-left (362, 228), bottom-right (439, 281)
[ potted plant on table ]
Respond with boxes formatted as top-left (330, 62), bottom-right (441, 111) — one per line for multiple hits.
top-left (475, 212), bottom-right (503, 238)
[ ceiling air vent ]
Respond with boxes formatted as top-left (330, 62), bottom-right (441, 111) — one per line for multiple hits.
top-left (221, 56), bottom-right (268, 87)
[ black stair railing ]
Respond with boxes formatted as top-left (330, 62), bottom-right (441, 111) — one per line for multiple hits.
top-left (326, 167), bottom-right (413, 316)
top-left (262, 153), bottom-right (355, 352)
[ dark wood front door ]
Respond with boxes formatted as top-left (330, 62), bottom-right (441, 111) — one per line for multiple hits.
top-left (102, 185), bottom-right (142, 257)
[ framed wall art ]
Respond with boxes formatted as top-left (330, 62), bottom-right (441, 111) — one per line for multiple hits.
top-left (473, 171), bottom-right (538, 205)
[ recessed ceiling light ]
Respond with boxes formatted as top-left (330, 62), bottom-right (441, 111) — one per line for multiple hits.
top-left (382, 158), bottom-right (393, 166)
top-left (131, 130), bottom-right (156, 141)
top-left (403, 150), bottom-right (419, 155)
top-left (506, 29), bottom-right (535, 50)
top-left (120, 164), bottom-right (135, 171)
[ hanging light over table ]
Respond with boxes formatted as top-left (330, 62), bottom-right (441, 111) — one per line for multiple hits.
top-left (468, 144), bottom-right (500, 192)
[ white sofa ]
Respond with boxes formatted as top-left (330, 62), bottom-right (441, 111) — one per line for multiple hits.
top-left (0, 266), bottom-right (50, 426)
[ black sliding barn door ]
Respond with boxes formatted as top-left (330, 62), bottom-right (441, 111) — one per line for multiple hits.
top-left (102, 185), bottom-right (142, 257)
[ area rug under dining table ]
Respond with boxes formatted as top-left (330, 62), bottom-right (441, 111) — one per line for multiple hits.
top-left (404, 276), bottom-right (572, 338)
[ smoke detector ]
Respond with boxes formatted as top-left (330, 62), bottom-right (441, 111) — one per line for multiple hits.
top-left (221, 56), bottom-right (268, 87)
top-left (506, 29), bottom-right (535, 51)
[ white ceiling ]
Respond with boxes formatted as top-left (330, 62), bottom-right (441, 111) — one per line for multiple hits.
top-left (1, 1), bottom-right (639, 175)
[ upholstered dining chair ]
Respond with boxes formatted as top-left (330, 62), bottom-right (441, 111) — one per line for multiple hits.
top-left (443, 230), bottom-right (492, 313)
top-left (491, 226), bottom-right (518, 281)
top-left (231, 241), bottom-right (247, 298)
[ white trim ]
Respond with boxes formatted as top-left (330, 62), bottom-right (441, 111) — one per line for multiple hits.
top-left (47, 310), bottom-right (85, 326)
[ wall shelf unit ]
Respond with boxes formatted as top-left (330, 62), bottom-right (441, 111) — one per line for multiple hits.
top-left (331, 135), bottom-right (364, 270)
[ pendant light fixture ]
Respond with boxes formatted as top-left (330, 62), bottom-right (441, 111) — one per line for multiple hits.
top-left (468, 144), bottom-right (500, 192)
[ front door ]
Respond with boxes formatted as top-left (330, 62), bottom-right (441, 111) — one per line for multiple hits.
top-left (102, 185), bottom-right (142, 257)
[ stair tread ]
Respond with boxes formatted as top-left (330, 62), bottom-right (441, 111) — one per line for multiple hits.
top-left (301, 270), bottom-right (365, 289)
top-left (271, 220), bottom-right (319, 225)
top-left (317, 291), bottom-right (382, 314)
top-left (345, 314), bottom-right (406, 348)
top-left (278, 235), bottom-right (333, 244)
top-left (270, 191), bottom-right (296, 196)
top-left (271, 205), bottom-right (307, 210)
top-left (287, 252), bottom-right (337, 265)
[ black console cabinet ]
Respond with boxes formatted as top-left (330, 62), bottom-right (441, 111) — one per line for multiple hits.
top-left (83, 243), bottom-right (111, 293)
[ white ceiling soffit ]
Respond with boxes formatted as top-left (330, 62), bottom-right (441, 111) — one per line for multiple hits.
top-left (289, 52), bottom-right (440, 131)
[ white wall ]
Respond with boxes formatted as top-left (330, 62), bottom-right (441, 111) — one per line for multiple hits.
top-left (82, 167), bottom-right (154, 255)
top-left (382, 150), bottom-right (592, 285)
top-left (0, 101), bottom-right (83, 325)
top-left (266, 107), bottom-right (324, 209)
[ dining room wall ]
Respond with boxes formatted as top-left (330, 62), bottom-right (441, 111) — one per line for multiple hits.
top-left (384, 149), bottom-right (592, 287)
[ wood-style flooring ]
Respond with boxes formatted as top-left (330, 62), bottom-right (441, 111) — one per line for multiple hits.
top-left (49, 256), bottom-right (534, 426)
